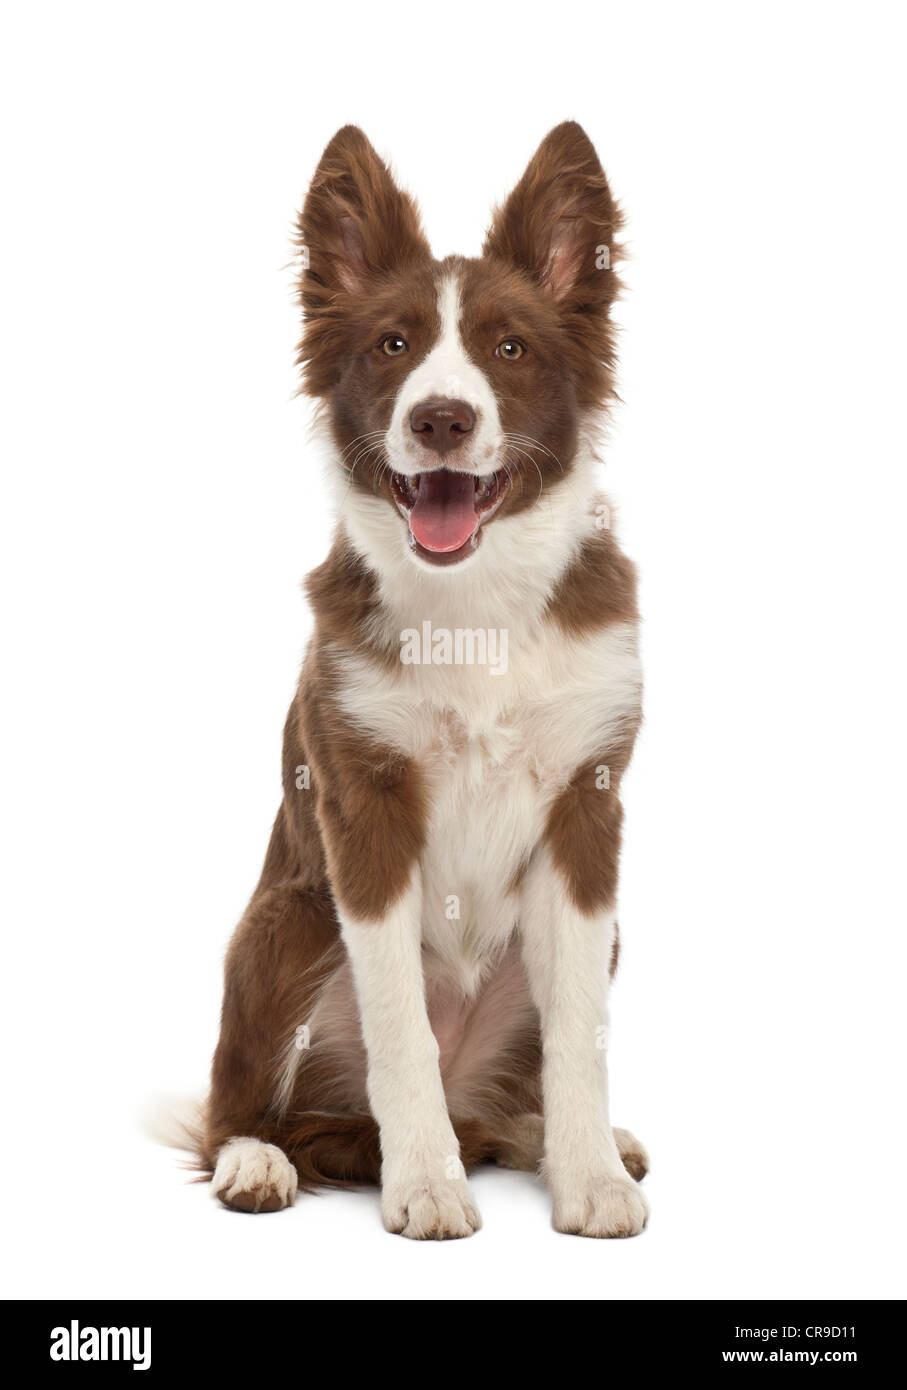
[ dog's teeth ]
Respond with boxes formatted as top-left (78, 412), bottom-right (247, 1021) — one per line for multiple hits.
top-left (395, 472), bottom-right (419, 504)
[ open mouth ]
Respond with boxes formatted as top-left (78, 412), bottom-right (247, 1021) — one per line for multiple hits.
top-left (390, 468), bottom-right (510, 566)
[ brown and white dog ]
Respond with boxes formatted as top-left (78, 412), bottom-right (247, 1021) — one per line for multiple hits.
top-left (200, 122), bottom-right (649, 1239)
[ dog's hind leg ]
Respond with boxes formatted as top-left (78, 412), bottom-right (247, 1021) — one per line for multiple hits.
top-left (434, 948), bottom-right (649, 1185)
top-left (211, 1136), bottom-right (298, 1213)
top-left (479, 1113), bottom-right (649, 1181)
top-left (202, 860), bottom-right (345, 1212)
top-left (487, 1113), bottom-right (544, 1170)
top-left (612, 1127), bottom-right (650, 1182)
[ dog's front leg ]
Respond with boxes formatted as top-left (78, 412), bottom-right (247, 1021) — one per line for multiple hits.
top-left (521, 843), bottom-right (649, 1238)
top-left (339, 869), bottom-right (481, 1239)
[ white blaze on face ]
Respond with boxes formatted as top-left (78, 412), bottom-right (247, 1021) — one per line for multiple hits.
top-left (386, 275), bottom-right (502, 477)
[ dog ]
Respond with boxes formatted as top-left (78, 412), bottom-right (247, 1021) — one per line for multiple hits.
top-left (200, 122), bottom-right (649, 1239)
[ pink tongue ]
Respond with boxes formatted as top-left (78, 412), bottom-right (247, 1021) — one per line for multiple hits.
top-left (409, 470), bottom-right (478, 553)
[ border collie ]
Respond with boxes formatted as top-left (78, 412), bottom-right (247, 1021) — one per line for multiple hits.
top-left (200, 122), bottom-right (649, 1239)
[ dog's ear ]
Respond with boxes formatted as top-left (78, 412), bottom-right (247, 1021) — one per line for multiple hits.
top-left (297, 126), bottom-right (430, 305)
top-left (483, 122), bottom-right (621, 312)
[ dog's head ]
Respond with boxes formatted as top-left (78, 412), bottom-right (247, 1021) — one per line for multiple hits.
top-left (297, 122), bottom-right (621, 571)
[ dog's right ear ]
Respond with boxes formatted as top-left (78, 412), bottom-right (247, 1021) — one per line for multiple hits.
top-left (297, 126), bottom-right (430, 305)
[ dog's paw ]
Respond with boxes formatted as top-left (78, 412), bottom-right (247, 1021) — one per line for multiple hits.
top-left (382, 1172), bottom-right (482, 1240)
top-left (552, 1171), bottom-right (649, 1239)
top-left (613, 1126), bottom-right (650, 1182)
top-left (212, 1137), bottom-right (298, 1213)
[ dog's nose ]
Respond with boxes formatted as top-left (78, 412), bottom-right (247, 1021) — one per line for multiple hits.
top-left (410, 398), bottom-right (476, 453)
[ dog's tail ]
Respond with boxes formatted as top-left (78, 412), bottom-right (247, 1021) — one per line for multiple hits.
top-left (139, 1092), bottom-right (205, 1154)
top-left (141, 1090), bottom-right (381, 1187)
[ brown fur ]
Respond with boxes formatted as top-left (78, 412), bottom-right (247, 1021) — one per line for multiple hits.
top-left (483, 120), bottom-right (624, 408)
top-left (201, 122), bottom-right (645, 1203)
top-left (294, 122), bottom-right (624, 534)
top-left (545, 530), bottom-right (639, 636)
top-left (542, 531), bottom-right (641, 914)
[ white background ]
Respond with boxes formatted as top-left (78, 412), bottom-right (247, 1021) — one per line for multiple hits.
top-left (2, 0), bottom-right (905, 1302)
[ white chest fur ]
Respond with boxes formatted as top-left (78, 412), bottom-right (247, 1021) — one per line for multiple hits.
top-left (330, 614), bottom-right (641, 994)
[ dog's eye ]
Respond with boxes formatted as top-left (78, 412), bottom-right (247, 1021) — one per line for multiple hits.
top-left (495, 339), bottom-right (525, 360)
top-left (381, 334), bottom-right (409, 356)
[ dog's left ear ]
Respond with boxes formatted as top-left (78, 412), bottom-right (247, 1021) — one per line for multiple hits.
top-left (484, 122), bottom-right (621, 312)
